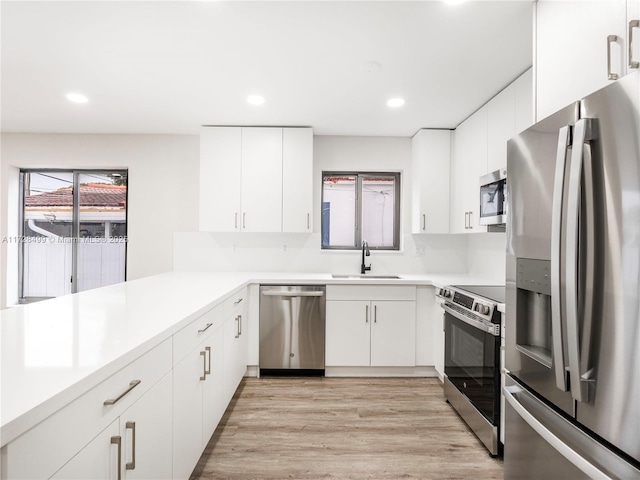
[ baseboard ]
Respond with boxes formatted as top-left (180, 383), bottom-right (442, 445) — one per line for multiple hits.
top-left (324, 366), bottom-right (438, 377)
top-left (246, 365), bottom-right (440, 378)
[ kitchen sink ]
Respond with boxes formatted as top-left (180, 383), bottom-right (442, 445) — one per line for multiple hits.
top-left (331, 274), bottom-right (401, 279)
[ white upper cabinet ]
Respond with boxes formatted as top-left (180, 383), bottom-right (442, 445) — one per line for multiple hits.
top-left (535, 0), bottom-right (634, 120)
top-left (449, 69), bottom-right (532, 234)
top-left (487, 82), bottom-right (516, 173)
top-left (199, 127), bottom-right (242, 232)
top-left (411, 129), bottom-right (451, 234)
top-left (450, 105), bottom-right (488, 234)
top-left (282, 128), bottom-right (313, 233)
top-left (514, 68), bottom-right (534, 134)
top-left (240, 128), bottom-right (283, 233)
top-left (487, 69), bottom-right (533, 173)
top-left (199, 126), bottom-right (313, 233)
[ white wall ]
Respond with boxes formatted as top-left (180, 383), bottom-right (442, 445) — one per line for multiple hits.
top-left (1, 133), bottom-right (502, 308)
top-left (0, 133), bottom-right (199, 308)
top-left (174, 135), bottom-right (469, 275)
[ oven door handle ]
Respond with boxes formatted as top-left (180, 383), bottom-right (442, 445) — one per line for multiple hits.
top-left (442, 304), bottom-right (499, 336)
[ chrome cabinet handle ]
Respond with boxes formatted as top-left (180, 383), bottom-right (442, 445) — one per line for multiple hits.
top-left (235, 316), bottom-right (240, 338)
top-left (234, 297), bottom-right (243, 306)
top-left (464, 212), bottom-right (468, 229)
top-left (242, 212), bottom-right (246, 229)
top-left (125, 421), bottom-right (136, 470)
top-left (238, 315), bottom-right (242, 336)
top-left (234, 212), bottom-right (238, 229)
top-left (205, 346), bottom-right (212, 375)
top-left (198, 322), bottom-right (213, 334)
top-left (550, 125), bottom-right (571, 392)
top-left (200, 350), bottom-right (207, 380)
top-left (607, 34), bottom-right (619, 80)
top-left (468, 211), bottom-right (473, 229)
top-left (365, 304), bottom-right (369, 323)
top-left (111, 436), bottom-right (122, 480)
top-left (630, 20), bottom-right (640, 69)
top-left (374, 305), bottom-right (377, 323)
top-left (307, 213), bottom-right (310, 230)
top-left (104, 380), bottom-right (141, 406)
top-left (422, 214), bottom-right (426, 231)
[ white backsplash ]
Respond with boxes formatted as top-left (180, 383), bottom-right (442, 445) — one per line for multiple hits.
top-left (466, 233), bottom-right (506, 283)
top-left (173, 232), bottom-right (469, 275)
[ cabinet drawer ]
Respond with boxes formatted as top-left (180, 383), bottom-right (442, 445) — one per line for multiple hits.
top-left (3, 338), bottom-right (172, 480)
top-left (223, 287), bottom-right (247, 317)
top-left (326, 285), bottom-right (416, 301)
top-left (173, 304), bottom-right (224, 365)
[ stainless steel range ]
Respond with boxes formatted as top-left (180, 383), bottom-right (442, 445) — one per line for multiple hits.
top-left (435, 285), bottom-right (504, 457)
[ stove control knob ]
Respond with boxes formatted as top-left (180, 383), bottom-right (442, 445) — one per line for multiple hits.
top-left (476, 304), bottom-right (490, 315)
top-left (438, 288), bottom-right (447, 298)
top-left (443, 289), bottom-right (452, 299)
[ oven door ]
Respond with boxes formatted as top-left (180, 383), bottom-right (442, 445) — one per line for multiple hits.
top-left (444, 310), bottom-right (500, 425)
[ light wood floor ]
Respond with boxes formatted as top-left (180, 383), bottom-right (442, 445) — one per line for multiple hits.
top-left (190, 377), bottom-right (503, 479)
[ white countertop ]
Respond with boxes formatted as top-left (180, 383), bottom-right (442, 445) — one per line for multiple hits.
top-left (0, 271), bottom-right (501, 446)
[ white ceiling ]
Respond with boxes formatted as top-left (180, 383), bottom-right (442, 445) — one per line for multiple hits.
top-left (1, 1), bottom-right (533, 137)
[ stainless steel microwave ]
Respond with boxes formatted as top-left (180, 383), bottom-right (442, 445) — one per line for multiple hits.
top-left (479, 168), bottom-right (507, 230)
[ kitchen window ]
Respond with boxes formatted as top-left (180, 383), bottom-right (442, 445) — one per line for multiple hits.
top-left (321, 172), bottom-right (400, 250)
top-left (18, 169), bottom-right (128, 302)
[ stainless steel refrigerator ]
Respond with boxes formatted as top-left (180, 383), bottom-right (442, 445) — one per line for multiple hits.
top-left (505, 71), bottom-right (640, 478)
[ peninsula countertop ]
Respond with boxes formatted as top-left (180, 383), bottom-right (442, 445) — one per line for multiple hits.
top-left (0, 270), bottom-right (502, 446)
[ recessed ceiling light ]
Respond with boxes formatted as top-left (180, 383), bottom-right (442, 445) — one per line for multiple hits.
top-left (387, 98), bottom-right (405, 108)
top-left (66, 93), bottom-right (89, 104)
top-left (247, 95), bottom-right (265, 105)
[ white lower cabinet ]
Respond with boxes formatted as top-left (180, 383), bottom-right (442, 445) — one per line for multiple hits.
top-left (325, 286), bottom-right (416, 368)
top-left (222, 309), bottom-right (248, 406)
top-left (202, 329), bottom-right (225, 446)
top-left (325, 300), bottom-right (371, 366)
top-left (50, 420), bottom-right (120, 480)
top-left (52, 372), bottom-right (173, 480)
top-left (172, 325), bottom-right (224, 480)
top-left (369, 301), bottom-right (416, 367)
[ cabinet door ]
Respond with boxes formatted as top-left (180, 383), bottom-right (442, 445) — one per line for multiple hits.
top-left (172, 346), bottom-right (205, 480)
top-left (120, 373), bottom-right (172, 480)
top-left (200, 127), bottom-right (242, 231)
top-left (282, 128), bottom-right (313, 233)
top-left (514, 68), bottom-right (534, 134)
top-left (241, 127), bottom-right (283, 232)
top-left (202, 326), bottom-right (225, 445)
top-left (631, 1), bottom-right (640, 70)
top-left (370, 301), bottom-right (416, 367)
top-left (487, 83), bottom-right (515, 173)
top-left (223, 312), bottom-right (248, 405)
top-left (450, 106), bottom-right (488, 233)
top-left (50, 419), bottom-right (120, 480)
top-left (536, 0), bottom-right (627, 120)
top-left (325, 300), bottom-right (371, 366)
top-left (411, 129), bottom-right (451, 234)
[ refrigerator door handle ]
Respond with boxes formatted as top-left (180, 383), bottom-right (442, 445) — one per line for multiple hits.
top-left (550, 125), bottom-right (572, 392)
top-left (504, 383), bottom-right (614, 480)
top-left (565, 118), bottom-right (596, 403)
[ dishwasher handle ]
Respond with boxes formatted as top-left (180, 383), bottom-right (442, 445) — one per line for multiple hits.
top-left (261, 291), bottom-right (325, 297)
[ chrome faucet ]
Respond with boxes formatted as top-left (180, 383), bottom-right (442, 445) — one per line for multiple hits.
top-left (361, 241), bottom-right (371, 274)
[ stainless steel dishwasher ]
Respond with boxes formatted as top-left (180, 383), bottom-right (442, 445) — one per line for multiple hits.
top-left (259, 285), bottom-right (326, 375)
